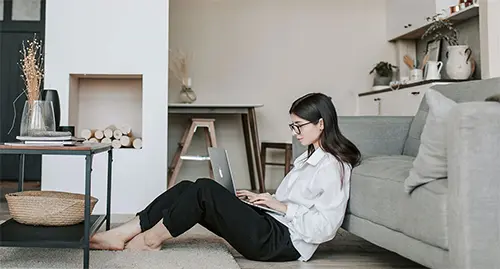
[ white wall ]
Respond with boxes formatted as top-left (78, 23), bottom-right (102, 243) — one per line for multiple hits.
top-left (168, 0), bottom-right (396, 190)
top-left (479, 0), bottom-right (500, 79)
top-left (42, 0), bottom-right (169, 214)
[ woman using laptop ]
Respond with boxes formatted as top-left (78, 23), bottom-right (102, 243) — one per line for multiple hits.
top-left (90, 92), bottom-right (361, 262)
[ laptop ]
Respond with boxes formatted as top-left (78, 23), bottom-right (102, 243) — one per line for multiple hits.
top-left (208, 147), bottom-right (285, 216)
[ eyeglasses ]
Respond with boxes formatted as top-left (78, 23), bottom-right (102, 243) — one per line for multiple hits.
top-left (289, 122), bottom-right (312, 135)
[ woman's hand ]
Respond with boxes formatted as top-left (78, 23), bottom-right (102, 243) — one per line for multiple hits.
top-left (236, 190), bottom-right (258, 201)
top-left (237, 190), bottom-right (287, 214)
top-left (250, 193), bottom-right (288, 213)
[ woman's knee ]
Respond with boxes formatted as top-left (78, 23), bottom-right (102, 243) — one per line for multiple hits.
top-left (177, 180), bottom-right (193, 187)
top-left (193, 178), bottom-right (224, 196)
top-left (194, 177), bottom-right (217, 187)
top-left (176, 180), bottom-right (194, 190)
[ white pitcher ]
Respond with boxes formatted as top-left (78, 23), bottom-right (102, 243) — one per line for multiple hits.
top-left (445, 45), bottom-right (472, 80)
top-left (424, 61), bottom-right (443, 80)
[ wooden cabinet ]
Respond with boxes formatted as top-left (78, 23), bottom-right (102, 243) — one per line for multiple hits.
top-left (357, 83), bottom-right (452, 116)
top-left (1, 1), bottom-right (46, 181)
top-left (386, 0), bottom-right (459, 41)
top-left (379, 87), bottom-right (424, 116)
top-left (357, 94), bottom-right (381, 116)
top-left (358, 87), bottom-right (424, 116)
top-left (386, 0), bottom-right (427, 41)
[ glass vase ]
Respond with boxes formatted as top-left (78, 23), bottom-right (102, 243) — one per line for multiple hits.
top-left (20, 100), bottom-right (56, 136)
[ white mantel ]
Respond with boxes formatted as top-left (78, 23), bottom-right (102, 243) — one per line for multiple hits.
top-left (42, 0), bottom-right (169, 214)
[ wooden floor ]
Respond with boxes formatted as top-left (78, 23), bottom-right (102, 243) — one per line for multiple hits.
top-left (0, 181), bottom-right (427, 269)
top-left (231, 231), bottom-right (427, 269)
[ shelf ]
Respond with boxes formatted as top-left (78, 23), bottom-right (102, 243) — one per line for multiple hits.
top-left (389, 4), bottom-right (479, 41)
top-left (0, 215), bottom-right (106, 248)
top-left (358, 79), bottom-right (474, 97)
top-left (68, 74), bottom-right (143, 141)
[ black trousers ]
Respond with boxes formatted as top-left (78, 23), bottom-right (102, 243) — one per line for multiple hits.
top-left (136, 178), bottom-right (300, 262)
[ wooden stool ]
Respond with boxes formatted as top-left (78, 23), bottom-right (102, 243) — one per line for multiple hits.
top-left (168, 118), bottom-right (217, 188)
top-left (260, 142), bottom-right (292, 189)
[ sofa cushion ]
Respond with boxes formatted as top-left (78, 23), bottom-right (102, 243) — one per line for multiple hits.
top-left (404, 90), bottom-right (456, 193)
top-left (348, 155), bottom-right (448, 250)
top-left (403, 78), bottom-right (500, 157)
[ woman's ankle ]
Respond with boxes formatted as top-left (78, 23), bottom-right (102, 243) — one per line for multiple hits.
top-left (144, 230), bottom-right (163, 248)
top-left (105, 216), bottom-right (142, 242)
top-left (144, 220), bottom-right (172, 248)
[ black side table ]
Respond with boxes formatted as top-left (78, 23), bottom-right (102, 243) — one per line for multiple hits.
top-left (0, 143), bottom-right (113, 269)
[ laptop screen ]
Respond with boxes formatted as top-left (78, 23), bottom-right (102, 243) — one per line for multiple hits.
top-left (208, 147), bottom-right (237, 194)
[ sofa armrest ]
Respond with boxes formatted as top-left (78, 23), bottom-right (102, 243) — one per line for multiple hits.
top-left (292, 116), bottom-right (413, 160)
top-left (446, 102), bottom-right (500, 269)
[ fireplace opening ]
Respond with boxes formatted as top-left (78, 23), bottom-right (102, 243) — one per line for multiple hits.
top-left (68, 74), bottom-right (143, 149)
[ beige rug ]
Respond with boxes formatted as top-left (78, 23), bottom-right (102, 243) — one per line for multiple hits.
top-left (0, 224), bottom-right (241, 269)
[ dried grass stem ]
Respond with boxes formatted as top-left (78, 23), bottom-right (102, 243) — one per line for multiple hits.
top-left (20, 36), bottom-right (44, 106)
top-left (169, 48), bottom-right (193, 86)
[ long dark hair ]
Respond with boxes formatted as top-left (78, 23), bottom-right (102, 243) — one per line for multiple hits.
top-left (289, 93), bottom-right (361, 187)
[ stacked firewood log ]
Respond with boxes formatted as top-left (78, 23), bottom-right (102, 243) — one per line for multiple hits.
top-left (80, 125), bottom-right (142, 149)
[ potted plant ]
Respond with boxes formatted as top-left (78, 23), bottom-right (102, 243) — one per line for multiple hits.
top-left (369, 61), bottom-right (397, 86)
top-left (6, 35), bottom-right (57, 137)
top-left (422, 12), bottom-right (472, 80)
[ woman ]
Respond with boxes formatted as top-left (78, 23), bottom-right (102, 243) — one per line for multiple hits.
top-left (90, 92), bottom-right (361, 262)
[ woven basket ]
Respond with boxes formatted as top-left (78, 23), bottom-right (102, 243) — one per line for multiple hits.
top-left (5, 190), bottom-right (98, 226)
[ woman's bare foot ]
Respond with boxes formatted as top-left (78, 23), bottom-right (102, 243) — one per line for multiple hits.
top-left (125, 233), bottom-right (161, 251)
top-left (90, 216), bottom-right (142, 250)
top-left (125, 219), bottom-right (172, 251)
top-left (89, 231), bottom-right (126, 250)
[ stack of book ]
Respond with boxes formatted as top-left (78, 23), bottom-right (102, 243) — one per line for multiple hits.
top-left (6, 131), bottom-right (84, 147)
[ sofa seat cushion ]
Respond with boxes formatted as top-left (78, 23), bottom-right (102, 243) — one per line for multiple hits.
top-left (347, 155), bottom-right (448, 250)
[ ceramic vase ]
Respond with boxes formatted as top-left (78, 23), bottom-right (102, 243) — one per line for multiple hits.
top-left (180, 86), bottom-right (197, 104)
top-left (445, 45), bottom-right (472, 80)
top-left (41, 89), bottom-right (61, 130)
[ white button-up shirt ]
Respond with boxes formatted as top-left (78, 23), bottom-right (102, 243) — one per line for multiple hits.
top-left (267, 147), bottom-right (352, 261)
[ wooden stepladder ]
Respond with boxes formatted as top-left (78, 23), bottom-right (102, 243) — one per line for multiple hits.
top-left (167, 118), bottom-right (217, 189)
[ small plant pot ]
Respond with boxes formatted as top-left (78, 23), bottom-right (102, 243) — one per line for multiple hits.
top-left (373, 74), bottom-right (392, 86)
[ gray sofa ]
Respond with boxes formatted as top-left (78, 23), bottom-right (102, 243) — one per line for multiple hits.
top-left (292, 78), bottom-right (500, 269)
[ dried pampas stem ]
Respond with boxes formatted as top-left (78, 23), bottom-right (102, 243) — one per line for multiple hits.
top-left (20, 35), bottom-right (44, 105)
top-left (7, 35), bottom-right (45, 135)
top-left (169, 48), bottom-right (193, 86)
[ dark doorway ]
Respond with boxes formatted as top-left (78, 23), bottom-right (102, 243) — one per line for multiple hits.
top-left (1, 0), bottom-right (46, 181)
